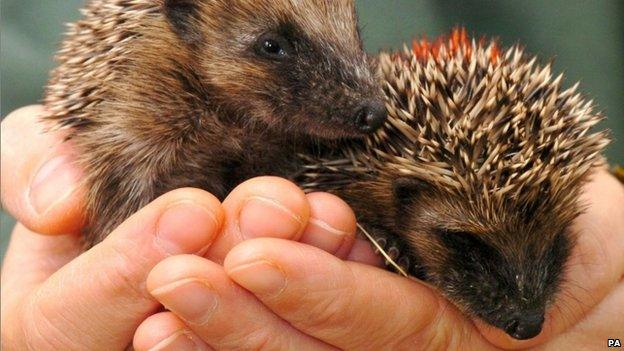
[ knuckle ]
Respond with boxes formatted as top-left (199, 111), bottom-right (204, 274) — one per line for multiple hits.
top-left (293, 284), bottom-right (355, 334)
top-left (1, 105), bottom-right (41, 134)
top-left (101, 238), bottom-right (152, 301)
top-left (310, 294), bottom-right (351, 328)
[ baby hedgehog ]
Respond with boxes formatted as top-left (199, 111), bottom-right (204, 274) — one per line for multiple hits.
top-left (298, 29), bottom-right (609, 340)
top-left (43, 0), bottom-right (386, 246)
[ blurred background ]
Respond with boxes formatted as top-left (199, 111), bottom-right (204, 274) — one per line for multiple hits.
top-left (1, 0), bottom-right (623, 256)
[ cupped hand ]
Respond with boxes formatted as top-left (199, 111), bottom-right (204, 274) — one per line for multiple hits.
top-left (4, 105), bottom-right (622, 350)
top-left (136, 170), bottom-right (623, 351)
top-left (0, 106), bottom-right (380, 350)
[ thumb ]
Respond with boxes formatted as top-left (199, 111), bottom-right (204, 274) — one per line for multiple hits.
top-left (1, 105), bottom-right (85, 235)
top-left (2, 188), bottom-right (224, 350)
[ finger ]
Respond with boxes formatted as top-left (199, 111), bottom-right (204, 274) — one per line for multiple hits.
top-left (541, 280), bottom-right (624, 350)
top-left (146, 255), bottom-right (336, 351)
top-left (204, 176), bottom-right (311, 262)
top-left (1, 105), bottom-right (86, 235)
top-left (475, 170), bottom-right (624, 349)
top-left (133, 312), bottom-right (213, 351)
top-left (1, 224), bottom-right (82, 315)
top-left (299, 192), bottom-right (356, 258)
top-left (5, 188), bottom-right (224, 351)
top-left (224, 238), bottom-right (496, 351)
top-left (346, 237), bottom-right (385, 266)
top-left (303, 192), bottom-right (384, 267)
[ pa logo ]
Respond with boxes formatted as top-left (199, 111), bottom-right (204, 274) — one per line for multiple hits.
top-left (608, 339), bottom-right (622, 348)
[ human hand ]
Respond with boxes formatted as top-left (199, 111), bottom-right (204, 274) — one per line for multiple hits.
top-left (135, 169), bottom-right (623, 350)
top-left (1, 106), bottom-right (380, 350)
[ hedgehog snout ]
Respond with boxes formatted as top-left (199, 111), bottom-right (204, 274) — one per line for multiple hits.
top-left (354, 100), bottom-right (386, 133)
top-left (502, 310), bottom-right (545, 340)
top-left (472, 271), bottom-right (549, 340)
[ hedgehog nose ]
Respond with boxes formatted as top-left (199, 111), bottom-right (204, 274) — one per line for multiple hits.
top-left (355, 101), bottom-right (386, 133)
top-left (503, 313), bottom-right (545, 340)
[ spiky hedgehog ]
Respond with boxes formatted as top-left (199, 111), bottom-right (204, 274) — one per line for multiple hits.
top-left (298, 28), bottom-right (610, 340)
top-left (43, 0), bottom-right (386, 246)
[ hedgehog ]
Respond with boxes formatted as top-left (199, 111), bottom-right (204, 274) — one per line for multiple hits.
top-left (297, 28), bottom-right (610, 340)
top-left (43, 0), bottom-right (386, 246)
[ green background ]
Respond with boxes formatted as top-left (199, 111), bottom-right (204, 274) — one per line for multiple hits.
top-left (1, 0), bottom-right (623, 256)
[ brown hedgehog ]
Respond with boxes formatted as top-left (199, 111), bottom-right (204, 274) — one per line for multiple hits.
top-left (298, 29), bottom-right (610, 340)
top-left (43, 0), bottom-right (386, 246)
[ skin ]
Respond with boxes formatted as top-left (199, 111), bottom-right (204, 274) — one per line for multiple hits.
top-left (2, 105), bottom-right (623, 350)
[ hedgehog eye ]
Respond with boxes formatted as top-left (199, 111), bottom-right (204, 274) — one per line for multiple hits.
top-left (263, 39), bottom-right (283, 55)
top-left (255, 33), bottom-right (292, 60)
top-left (437, 228), bottom-right (494, 256)
top-left (392, 177), bottom-right (427, 206)
top-left (438, 229), bottom-right (478, 245)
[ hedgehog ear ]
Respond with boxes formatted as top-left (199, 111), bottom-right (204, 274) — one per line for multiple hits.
top-left (392, 177), bottom-right (427, 206)
top-left (163, 0), bottom-right (203, 45)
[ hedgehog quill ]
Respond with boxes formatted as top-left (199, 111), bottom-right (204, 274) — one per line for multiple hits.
top-left (44, 0), bottom-right (386, 246)
top-left (299, 29), bottom-right (609, 340)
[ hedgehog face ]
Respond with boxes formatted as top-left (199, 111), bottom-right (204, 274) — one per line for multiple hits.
top-left (392, 180), bottom-right (573, 340)
top-left (163, 0), bottom-right (386, 138)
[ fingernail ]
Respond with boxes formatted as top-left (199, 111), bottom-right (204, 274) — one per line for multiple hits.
top-left (156, 202), bottom-right (219, 255)
top-left (305, 218), bottom-right (349, 254)
top-left (228, 260), bottom-right (286, 296)
top-left (29, 155), bottom-right (81, 214)
top-left (239, 196), bottom-right (302, 239)
top-left (150, 278), bottom-right (219, 326)
top-left (148, 329), bottom-right (200, 351)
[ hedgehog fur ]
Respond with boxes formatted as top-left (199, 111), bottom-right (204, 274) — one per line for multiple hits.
top-left (42, 0), bottom-right (385, 246)
top-left (298, 28), bottom-right (609, 340)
